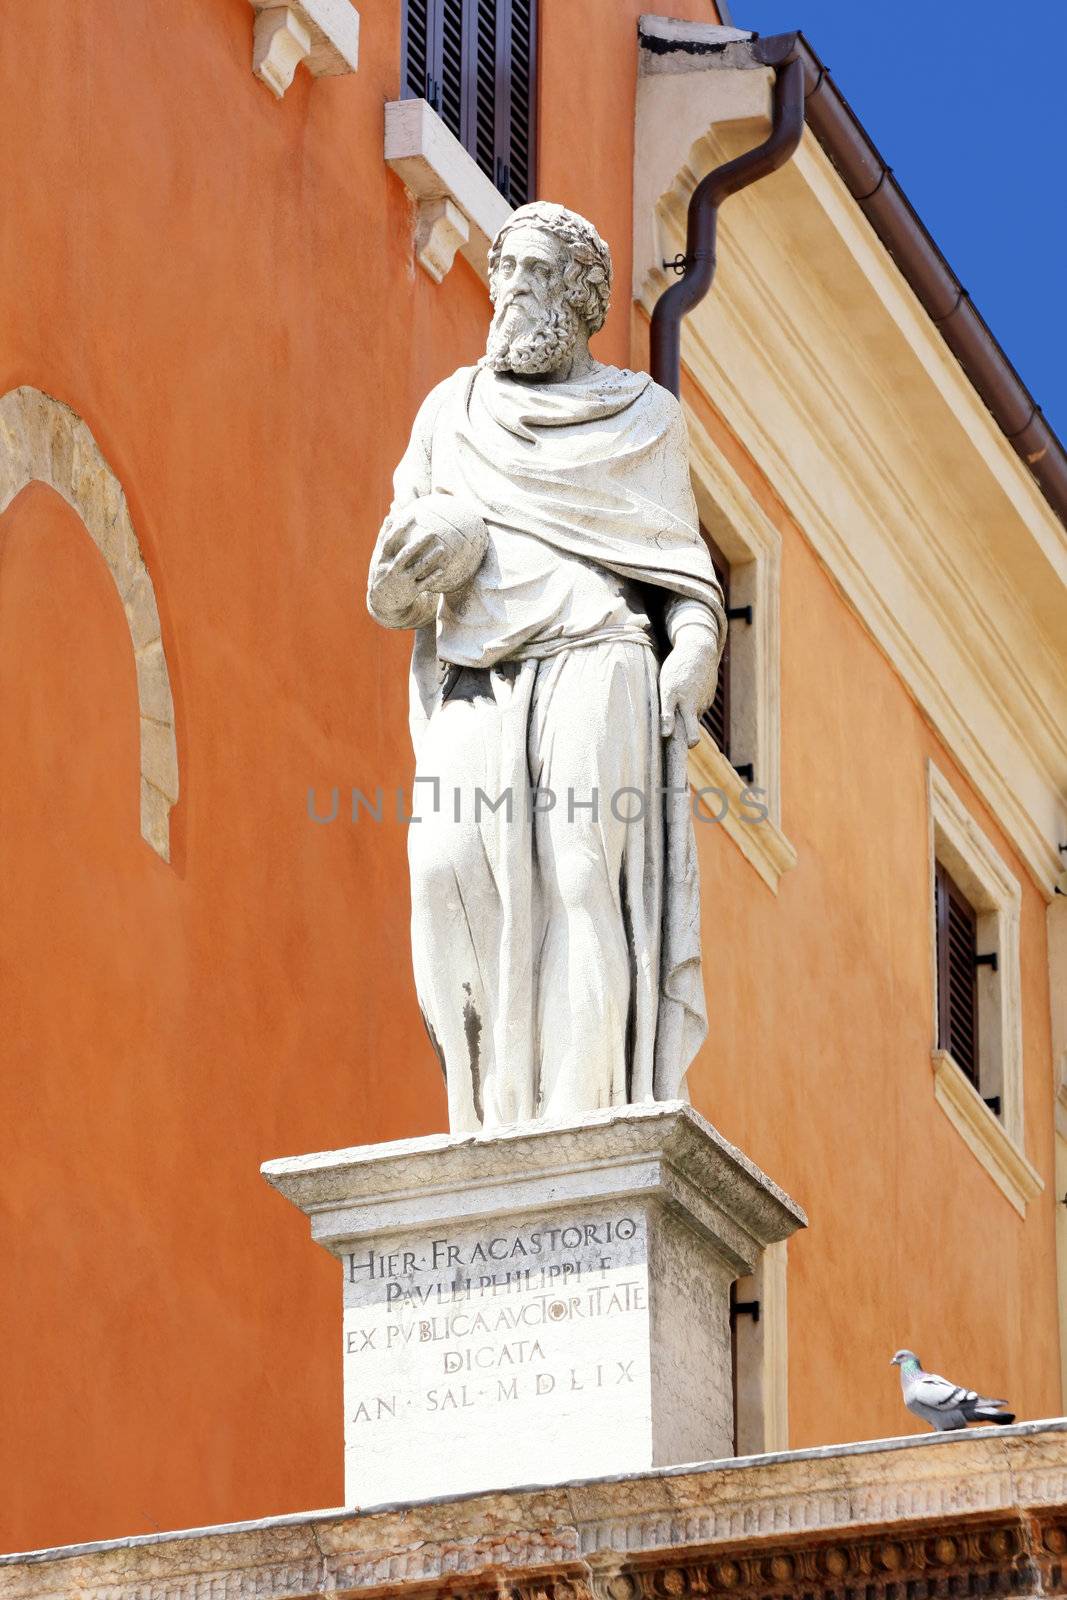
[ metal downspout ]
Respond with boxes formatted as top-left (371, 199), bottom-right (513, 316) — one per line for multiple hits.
top-left (649, 37), bottom-right (806, 399)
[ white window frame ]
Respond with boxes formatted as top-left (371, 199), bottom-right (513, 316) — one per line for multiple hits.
top-left (731, 1240), bottom-right (789, 1456)
top-left (685, 408), bottom-right (796, 893)
top-left (927, 760), bottom-right (1042, 1215)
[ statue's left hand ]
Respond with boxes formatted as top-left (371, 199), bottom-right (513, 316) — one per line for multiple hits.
top-left (658, 625), bottom-right (719, 747)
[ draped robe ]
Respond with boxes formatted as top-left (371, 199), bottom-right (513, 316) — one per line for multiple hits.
top-left (368, 362), bottom-right (724, 1130)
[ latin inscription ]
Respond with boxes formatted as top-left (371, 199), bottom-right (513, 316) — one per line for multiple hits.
top-left (341, 1210), bottom-right (650, 1441)
top-left (347, 1217), bottom-right (637, 1296)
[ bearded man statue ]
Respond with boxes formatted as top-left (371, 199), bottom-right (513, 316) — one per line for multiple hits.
top-left (367, 201), bottom-right (725, 1133)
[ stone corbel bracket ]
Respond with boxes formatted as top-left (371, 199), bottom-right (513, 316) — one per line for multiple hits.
top-left (249, 0), bottom-right (359, 99)
top-left (385, 99), bottom-right (512, 285)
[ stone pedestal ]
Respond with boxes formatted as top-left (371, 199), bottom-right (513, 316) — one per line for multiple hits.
top-left (262, 1101), bottom-right (805, 1506)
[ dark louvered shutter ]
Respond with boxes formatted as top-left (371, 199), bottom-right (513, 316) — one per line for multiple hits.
top-left (439, 0), bottom-right (464, 137)
top-left (472, 0), bottom-right (499, 181)
top-left (402, 0), bottom-right (537, 207)
top-left (400, 0), bottom-right (463, 139)
top-left (500, 0), bottom-right (536, 206)
top-left (402, 0), bottom-right (432, 102)
top-left (699, 527), bottom-right (731, 759)
top-left (936, 861), bottom-right (980, 1088)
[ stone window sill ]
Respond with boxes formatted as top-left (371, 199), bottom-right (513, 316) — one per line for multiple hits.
top-left (385, 99), bottom-right (511, 284)
top-left (688, 735), bottom-right (797, 894)
top-left (931, 1049), bottom-right (1044, 1217)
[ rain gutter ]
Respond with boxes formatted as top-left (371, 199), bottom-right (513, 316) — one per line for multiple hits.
top-left (645, 25), bottom-right (1067, 529)
top-left (649, 34), bottom-right (805, 400)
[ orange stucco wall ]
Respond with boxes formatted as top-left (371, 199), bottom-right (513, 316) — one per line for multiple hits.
top-left (0, 0), bottom-right (1058, 1558)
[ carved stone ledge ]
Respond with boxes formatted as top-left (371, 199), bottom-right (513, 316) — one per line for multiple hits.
top-left (4, 1424), bottom-right (1067, 1600)
top-left (249, 0), bottom-right (359, 99)
top-left (385, 99), bottom-right (512, 285)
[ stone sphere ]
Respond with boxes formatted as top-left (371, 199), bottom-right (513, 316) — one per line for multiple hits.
top-left (414, 493), bottom-right (489, 593)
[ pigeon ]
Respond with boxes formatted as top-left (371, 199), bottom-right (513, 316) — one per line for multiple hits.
top-left (891, 1349), bottom-right (1015, 1431)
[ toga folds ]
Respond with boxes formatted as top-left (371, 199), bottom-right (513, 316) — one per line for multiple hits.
top-left (368, 362), bottom-right (724, 1131)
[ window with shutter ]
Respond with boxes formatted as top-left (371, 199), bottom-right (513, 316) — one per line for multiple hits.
top-left (401, 0), bottom-right (538, 207)
top-left (926, 768), bottom-right (1036, 1207)
top-left (935, 859), bottom-right (980, 1090)
top-left (699, 526), bottom-right (731, 760)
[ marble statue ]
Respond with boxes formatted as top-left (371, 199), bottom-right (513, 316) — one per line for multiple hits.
top-left (367, 202), bottom-right (725, 1132)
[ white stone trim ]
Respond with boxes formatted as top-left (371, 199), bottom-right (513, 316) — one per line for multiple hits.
top-left (634, 83), bottom-right (1067, 898)
top-left (685, 407), bottom-right (793, 894)
top-left (927, 762), bottom-right (1039, 1211)
top-left (1056, 1128), bottom-right (1067, 1407)
top-left (760, 1236), bottom-right (789, 1451)
top-left (732, 1237), bottom-right (789, 1454)
top-left (249, 0), bottom-right (359, 98)
top-left (634, 35), bottom-right (771, 298)
top-left (385, 99), bottom-right (512, 284)
top-left (0, 387), bottom-right (178, 862)
top-left (1050, 900), bottom-right (1067, 1142)
top-left (932, 1051), bottom-right (1042, 1218)
top-left (688, 737), bottom-right (796, 894)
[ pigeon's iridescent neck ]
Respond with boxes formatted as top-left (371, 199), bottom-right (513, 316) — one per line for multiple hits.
top-left (901, 1358), bottom-right (920, 1375)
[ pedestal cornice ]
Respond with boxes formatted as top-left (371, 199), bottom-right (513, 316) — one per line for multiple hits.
top-left (261, 1101), bottom-right (806, 1266)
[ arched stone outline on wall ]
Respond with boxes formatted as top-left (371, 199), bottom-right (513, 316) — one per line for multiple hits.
top-left (0, 386), bottom-right (178, 862)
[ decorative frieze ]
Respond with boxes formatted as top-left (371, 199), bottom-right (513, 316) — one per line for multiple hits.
top-left (585, 1520), bottom-right (1051, 1600)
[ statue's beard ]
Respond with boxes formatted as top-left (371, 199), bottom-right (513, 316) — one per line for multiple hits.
top-left (483, 297), bottom-right (581, 375)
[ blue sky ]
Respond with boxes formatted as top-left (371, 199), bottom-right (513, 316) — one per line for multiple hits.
top-left (728, 0), bottom-right (1066, 440)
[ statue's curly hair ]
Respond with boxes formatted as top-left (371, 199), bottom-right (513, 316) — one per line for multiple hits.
top-left (488, 203), bottom-right (613, 336)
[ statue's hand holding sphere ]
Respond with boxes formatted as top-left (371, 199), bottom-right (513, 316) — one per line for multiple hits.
top-left (658, 624), bottom-right (720, 747)
top-left (408, 494), bottom-right (489, 594)
top-left (369, 494), bottom-right (488, 617)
